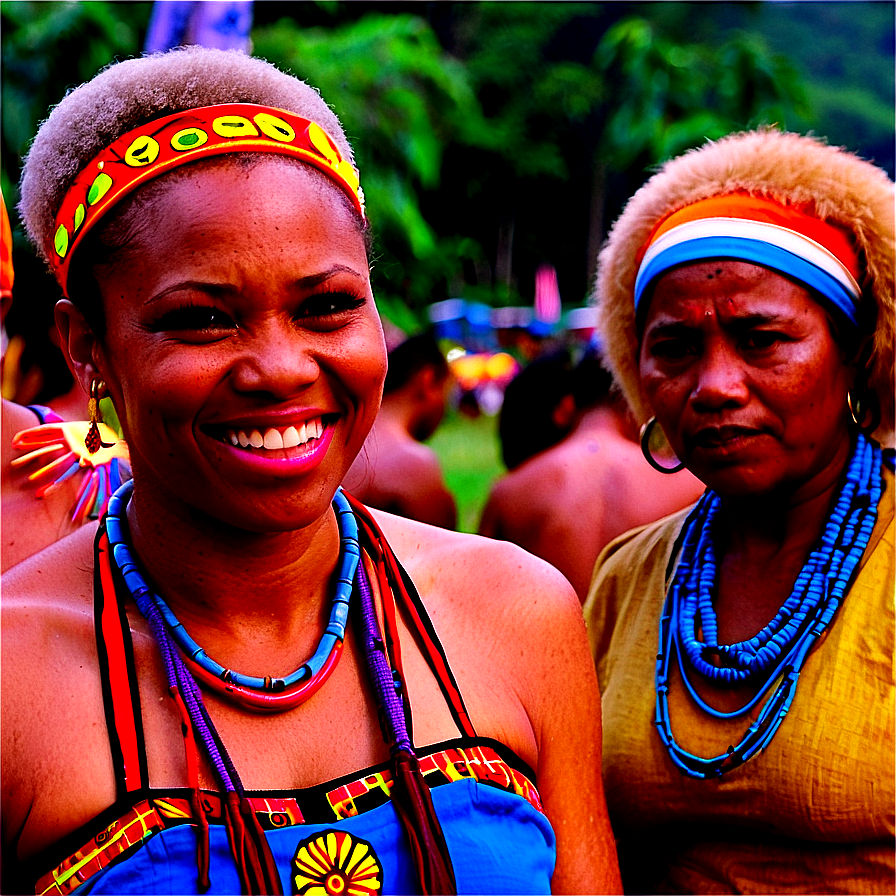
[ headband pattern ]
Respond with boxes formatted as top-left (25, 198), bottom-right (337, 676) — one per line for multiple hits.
top-left (51, 103), bottom-right (365, 296)
top-left (634, 193), bottom-right (863, 326)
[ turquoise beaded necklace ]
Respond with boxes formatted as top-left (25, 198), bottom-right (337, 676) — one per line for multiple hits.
top-left (105, 480), bottom-right (360, 710)
top-left (655, 432), bottom-right (882, 778)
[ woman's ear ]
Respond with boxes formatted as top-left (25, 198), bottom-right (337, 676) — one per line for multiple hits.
top-left (54, 299), bottom-right (106, 394)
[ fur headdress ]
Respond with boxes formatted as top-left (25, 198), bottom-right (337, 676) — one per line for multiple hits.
top-left (594, 128), bottom-right (895, 444)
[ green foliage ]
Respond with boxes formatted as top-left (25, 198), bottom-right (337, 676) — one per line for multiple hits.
top-left (1, 1), bottom-right (890, 339)
top-left (1, 1), bottom-right (152, 209)
top-left (453, 3), bottom-right (604, 180)
top-left (253, 13), bottom-right (493, 329)
top-left (595, 17), bottom-right (809, 170)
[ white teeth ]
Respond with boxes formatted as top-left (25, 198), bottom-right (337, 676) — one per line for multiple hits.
top-left (263, 429), bottom-right (284, 450)
top-left (224, 418), bottom-right (324, 451)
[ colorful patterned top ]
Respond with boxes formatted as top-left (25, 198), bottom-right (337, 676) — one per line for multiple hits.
top-left (21, 530), bottom-right (556, 896)
top-left (584, 463), bottom-right (895, 895)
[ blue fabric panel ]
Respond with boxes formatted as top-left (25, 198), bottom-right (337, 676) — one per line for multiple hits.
top-left (75, 781), bottom-right (556, 895)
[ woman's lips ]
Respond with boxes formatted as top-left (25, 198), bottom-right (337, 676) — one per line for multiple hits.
top-left (688, 425), bottom-right (765, 457)
top-left (201, 415), bottom-right (337, 474)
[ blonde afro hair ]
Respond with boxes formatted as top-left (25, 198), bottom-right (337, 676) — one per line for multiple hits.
top-left (594, 128), bottom-right (895, 444)
top-left (20, 46), bottom-right (355, 269)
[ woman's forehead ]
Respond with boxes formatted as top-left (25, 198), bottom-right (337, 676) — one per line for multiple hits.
top-left (95, 161), bottom-right (370, 301)
top-left (116, 159), bottom-right (363, 252)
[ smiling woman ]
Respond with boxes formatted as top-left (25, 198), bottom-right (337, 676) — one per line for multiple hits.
top-left (1, 48), bottom-right (620, 895)
top-left (584, 130), bottom-right (894, 894)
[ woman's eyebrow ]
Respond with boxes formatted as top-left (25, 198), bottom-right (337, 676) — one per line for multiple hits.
top-left (292, 264), bottom-right (364, 290)
top-left (144, 265), bottom-right (365, 305)
top-left (643, 320), bottom-right (696, 339)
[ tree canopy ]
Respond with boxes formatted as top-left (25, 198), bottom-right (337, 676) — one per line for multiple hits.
top-left (2, 1), bottom-right (892, 331)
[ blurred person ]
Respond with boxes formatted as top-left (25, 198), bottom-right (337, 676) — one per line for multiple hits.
top-left (1, 194), bottom-right (128, 570)
top-left (585, 129), bottom-right (894, 893)
top-left (480, 350), bottom-right (703, 600)
top-left (345, 333), bottom-right (457, 529)
top-left (497, 351), bottom-right (576, 471)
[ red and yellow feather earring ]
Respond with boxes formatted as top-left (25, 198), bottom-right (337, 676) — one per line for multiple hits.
top-left (11, 379), bottom-right (130, 523)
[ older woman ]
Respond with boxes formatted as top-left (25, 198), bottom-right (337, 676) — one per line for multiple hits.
top-left (1, 48), bottom-right (620, 895)
top-left (584, 129), bottom-right (894, 894)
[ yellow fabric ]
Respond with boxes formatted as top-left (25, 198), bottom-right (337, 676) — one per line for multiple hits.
top-left (584, 466), bottom-right (895, 895)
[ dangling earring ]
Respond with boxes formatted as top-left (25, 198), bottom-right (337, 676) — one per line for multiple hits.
top-left (85, 379), bottom-right (114, 453)
top-left (640, 417), bottom-right (686, 474)
top-left (847, 389), bottom-right (881, 435)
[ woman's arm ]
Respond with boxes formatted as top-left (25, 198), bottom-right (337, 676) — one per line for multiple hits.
top-left (522, 562), bottom-right (622, 894)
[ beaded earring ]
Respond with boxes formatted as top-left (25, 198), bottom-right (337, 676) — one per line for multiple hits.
top-left (640, 417), bottom-right (686, 474)
top-left (85, 379), bottom-right (115, 454)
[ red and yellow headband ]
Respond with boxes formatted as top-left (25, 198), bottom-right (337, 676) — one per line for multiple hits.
top-left (51, 103), bottom-right (365, 296)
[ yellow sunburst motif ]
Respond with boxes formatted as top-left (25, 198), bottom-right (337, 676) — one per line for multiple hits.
top-left (293, 830), bottom-right (382, 896)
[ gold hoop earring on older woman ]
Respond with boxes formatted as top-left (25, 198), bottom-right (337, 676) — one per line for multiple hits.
top-left (85, 378), bottom-right (114, 453)
top-left (640, 417), bottom-right (686, 474)
top-left (847, 389), bottom-right (881, 435)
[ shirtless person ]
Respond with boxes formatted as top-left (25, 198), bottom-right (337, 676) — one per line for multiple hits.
top-left (479, 351), bottom-right (704, 600)
top-left (345, 333), bottom-right (457, 528)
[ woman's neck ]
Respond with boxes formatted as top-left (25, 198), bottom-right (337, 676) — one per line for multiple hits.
top-left (123, 479), bottom-right (342, 642)
top-left (710, 437), bottom-right (853, 644)
top-left (716, 434), bottom-right (854, 554)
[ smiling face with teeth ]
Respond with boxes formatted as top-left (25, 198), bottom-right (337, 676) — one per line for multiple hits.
top-left (68, 157), bottom-right (386, 532)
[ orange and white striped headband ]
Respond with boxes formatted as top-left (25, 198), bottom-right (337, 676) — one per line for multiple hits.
top-left (51, 103), bottom-right (365, 297)
top-left (634, 192), bottom-right (863, 326)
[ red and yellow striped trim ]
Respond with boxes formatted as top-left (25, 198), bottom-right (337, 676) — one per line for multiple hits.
top-left (51, 103), bottom-right (365, 296)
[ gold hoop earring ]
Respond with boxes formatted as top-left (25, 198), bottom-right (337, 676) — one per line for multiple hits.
top-left (847, 389), bottom-right (880, 435)
top-left (640, 417), bottom-right (686, 474)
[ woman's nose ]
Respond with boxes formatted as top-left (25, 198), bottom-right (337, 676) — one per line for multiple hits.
top-left (691, 340), bottom-right (750, 410)
top-left (230, 321), bottom-right (320, 398)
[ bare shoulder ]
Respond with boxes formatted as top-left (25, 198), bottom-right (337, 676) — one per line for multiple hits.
top-left (3, 524), bottom-right (99, 657)
top-left (3, 521), bottom-right (97, 595)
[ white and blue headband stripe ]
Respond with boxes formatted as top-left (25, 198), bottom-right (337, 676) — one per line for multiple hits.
top-left (634, 217), bottom-right (862, 326)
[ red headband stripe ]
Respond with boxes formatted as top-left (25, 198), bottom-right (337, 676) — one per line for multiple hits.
top-left (51, 104), bottom-right (365, 296)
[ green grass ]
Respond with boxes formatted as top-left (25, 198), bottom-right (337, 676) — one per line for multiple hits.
top-left (428, 411), bottom-right (503, 533)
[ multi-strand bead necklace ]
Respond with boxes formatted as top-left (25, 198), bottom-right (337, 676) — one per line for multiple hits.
top-left (655, 432), bottom-right (882, 778)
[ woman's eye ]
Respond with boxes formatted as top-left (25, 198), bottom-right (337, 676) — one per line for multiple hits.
top-left (298, 291), bottom-right (365, 323)
top-left (741, 331), bottom-right (784, 351)
top-left (152, 305), bottom-right (237, 336)
top-left (650, 338), bottom-right (697, 361)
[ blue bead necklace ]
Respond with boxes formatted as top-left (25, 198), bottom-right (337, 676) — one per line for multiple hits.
top-left (656, 433), bottom-right (882, 778)
top-left (105, 480), bottom-right (360, 701)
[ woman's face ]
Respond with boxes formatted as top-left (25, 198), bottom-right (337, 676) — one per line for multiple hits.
top-left (89, 158), bottom-right (386, 532)
top-left (638, 260), bottom-right (854, 500)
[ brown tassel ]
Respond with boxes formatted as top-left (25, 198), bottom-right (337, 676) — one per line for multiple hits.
top-left (241, 796), bottom-right (284, 895)
top-left (223, 792), bottom-right (283, 895)
top-left (391, 748), bottom-right (457, 895)
top-left (189, 788), bottom-right (211, 892)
